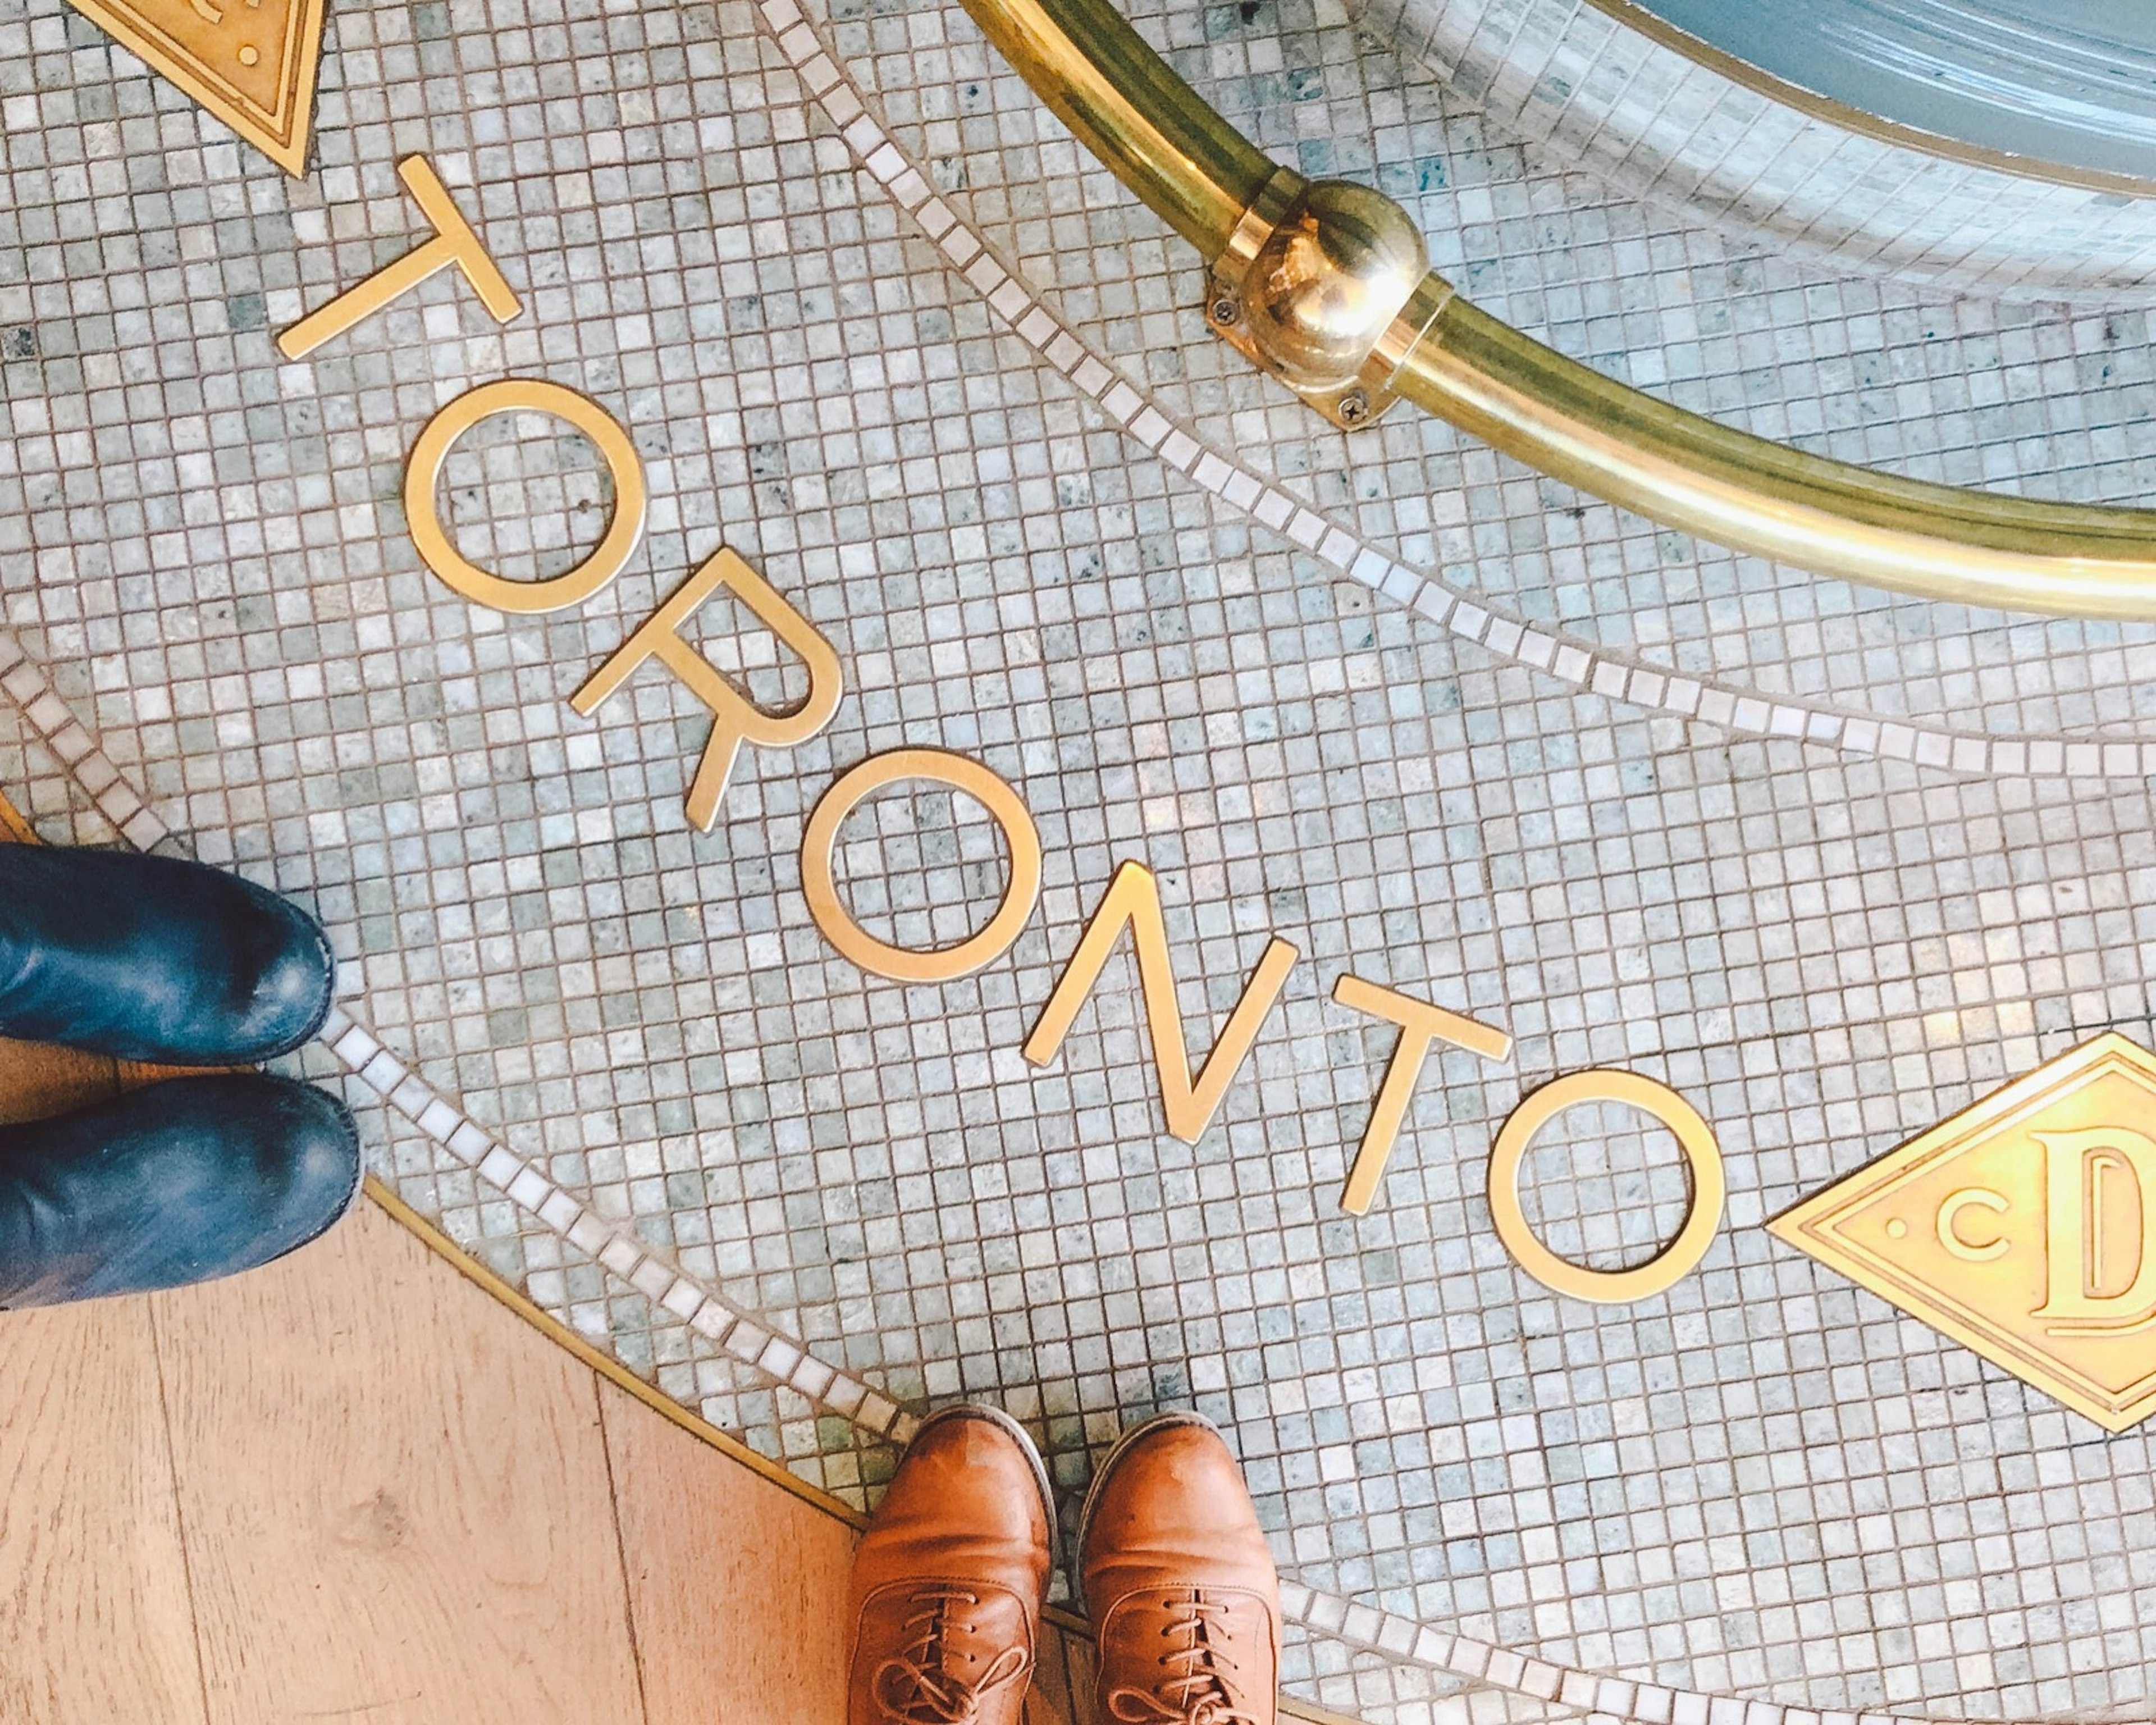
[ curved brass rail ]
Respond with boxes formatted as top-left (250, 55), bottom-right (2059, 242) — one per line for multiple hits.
top-left (961, 0), bottom-right (2156, 621)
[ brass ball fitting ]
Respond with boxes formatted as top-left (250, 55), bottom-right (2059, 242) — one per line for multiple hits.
top-left (1239, 179), bottom-right (1428, 395)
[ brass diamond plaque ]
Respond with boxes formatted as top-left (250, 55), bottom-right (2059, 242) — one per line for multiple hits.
top-left (1772, 1033), bottom-right (2156, 1432)
top-left (67, 0), bottom-right (323, 175)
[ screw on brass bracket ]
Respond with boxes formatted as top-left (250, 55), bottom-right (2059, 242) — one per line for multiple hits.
top-left (1203, 166), bottom-right (1447, 431)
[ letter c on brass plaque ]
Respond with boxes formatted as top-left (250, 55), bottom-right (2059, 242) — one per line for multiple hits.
top-left (1487, 1069), bottom-right (1725, 1304)
top-left (802, 749), bottom-right (1043, 983)
top-left (1935, 1186), bottom-right (2009, 1262)
top-left (404, 378), bottom-right (647, 615)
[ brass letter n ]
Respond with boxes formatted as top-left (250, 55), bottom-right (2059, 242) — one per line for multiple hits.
top-left (1022, 860), bottom-right (1298, 1144)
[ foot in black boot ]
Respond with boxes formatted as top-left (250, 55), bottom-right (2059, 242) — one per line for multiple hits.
top-left (0, 846), bottom-right (334, 1064)
top-left (0, 1074), bottom-right (362, 1307)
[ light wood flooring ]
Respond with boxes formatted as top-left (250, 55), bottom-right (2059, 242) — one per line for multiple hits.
top-left (0, 1037), bottom-right (1116, 1724)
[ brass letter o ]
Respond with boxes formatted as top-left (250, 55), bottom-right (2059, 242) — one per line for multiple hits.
top-left (404, 378), bottom-right (646, 614)
top-left (802, 749), bottom-right (1042, 983)
top-left (1487, 1069), bottom-right (1725, 1304)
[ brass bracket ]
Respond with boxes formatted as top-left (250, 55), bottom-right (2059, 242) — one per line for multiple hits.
top-left (1203, 167), bottom-right (1448, 432)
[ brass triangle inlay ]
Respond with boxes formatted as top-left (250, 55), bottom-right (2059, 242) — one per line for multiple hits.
top-left (67, 0), bottom-right (325, 175)
top-left (1771, 1032), bottom-right (2156, 1433)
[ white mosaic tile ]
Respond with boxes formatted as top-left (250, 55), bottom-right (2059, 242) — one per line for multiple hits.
top-left (4, 0), bottom-right (2156, 1715)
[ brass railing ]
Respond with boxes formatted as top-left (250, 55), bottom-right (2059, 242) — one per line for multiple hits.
top-left (960, 0), bottom-right (2156, 622)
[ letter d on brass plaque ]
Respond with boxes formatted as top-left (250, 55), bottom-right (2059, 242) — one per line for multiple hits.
top-left (1773, 1032), bottom-right (2156, 1432)
top-left (2031, 1126), bottom-right (2156, 1326)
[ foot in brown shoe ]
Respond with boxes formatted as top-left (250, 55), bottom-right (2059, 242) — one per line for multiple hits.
top-left (846, 1404), bottom-right (1055, 1725)
top-left (1079, 1412), bottom-right (1281, 1725)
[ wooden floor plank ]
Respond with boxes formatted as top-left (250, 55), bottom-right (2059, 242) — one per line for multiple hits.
top-left (151, 1199), bottom-right (649, 1725)
top-left (0, 1035), bottom-right (200, 1723)
top-left (599, 1375), bottom-right (856, 1724)
top-left (1063, 1631), bottom-right (1101, 1718)
top-left (1026, 1619), bottom-right (1084, 1725)
top-left (0, 1035), bottom-right (118, 1122)
top-left (0, 1298), bottom-right (211, 1725)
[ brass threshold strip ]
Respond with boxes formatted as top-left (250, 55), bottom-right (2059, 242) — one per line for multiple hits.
top-left (0, 791), bottom-right (36, 846)
top-left (957, 0), bottom-right (2156, 621)
top-left (369, 1177), bottom-right (1366, 1724)
top-left (364, 1176), bottom-right (865, 1525)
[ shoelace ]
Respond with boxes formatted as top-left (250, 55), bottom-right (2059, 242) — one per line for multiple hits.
top-left (871, 1585), bottom-right (1030, 1724)
top-left (1104, 1592), bottom-right (1263, 1725)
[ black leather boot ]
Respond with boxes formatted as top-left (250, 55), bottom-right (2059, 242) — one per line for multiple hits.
top-left (0, 846), bottom-right (334, 1064)
top-left (0, 1074), bottom-right (361, 1307)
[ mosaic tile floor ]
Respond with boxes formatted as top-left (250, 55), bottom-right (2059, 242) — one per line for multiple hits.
top-left (3, 0), bottom-right (2156, 1715)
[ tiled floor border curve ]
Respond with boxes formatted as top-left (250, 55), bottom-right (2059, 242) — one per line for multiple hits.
top-left (0, 596), bottom-right (2001, 1725)
top-left (367, 1171), bottom-right (1381, 1725)
top-left (751, 0), bottom-right (2156, 787)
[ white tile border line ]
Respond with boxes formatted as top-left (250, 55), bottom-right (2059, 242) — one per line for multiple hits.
top-left (0, 401), bottom-right (1966, 1725)
top-left (307, 996), bottom-right (919, 1444)
top-left (1291, 1579), bottom-right (1941, 1725)
top-left (761, 0), bottom-right (2156, 788)
top-left (0, 633), bottom-right (172, 852)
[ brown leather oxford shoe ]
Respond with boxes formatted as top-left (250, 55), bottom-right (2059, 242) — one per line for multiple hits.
top-left (1078, 1411), bottom-right (1281, 1725)
top-left (845, 1404), bottom-right (1054, 1725)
